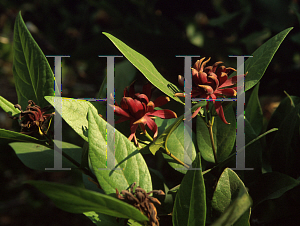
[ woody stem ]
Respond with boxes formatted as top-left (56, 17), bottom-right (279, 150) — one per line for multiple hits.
top-left (207, 117), bottom-right (218, 164)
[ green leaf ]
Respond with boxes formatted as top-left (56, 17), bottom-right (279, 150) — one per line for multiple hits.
top-left (0, 96), bottom-right (21, 117)
top-left (102, 32), bottom-right (184, 104)
top-left (245, 83), bottom-right (263, 135)
top-left (172, 153), bottom-right (206, 226)
top-left (244, 117), bottom-right (263, 171)
top-left (243, 27), bottom-right (293, 91)
top-left (9, 141), bottom-right (82, 170)
top-left (84, 211), bottom-right (123, 226)
top-left (161, 118), bottom-right (197, 174)
top-left (87, 107), bottom-right (152, 195)
top-left (13, 12), bottom-right (54, 109)
top-left (196, 106), bottom-right (236, 163)
top-left (211, 187), bottom-right (252, 226)
top-left (266, 95), bottom-right (300, 145)
top-left (0, 128), bottom-right (43, 144)
top-left (248, 172), bottom-right (300, 208)
top-left (202, 127), bottom-right (278, 175)
top-left (45, 96), bottom-right (95, 142)
top-left (270, 104), bottom-right (300, 176)
top-left (211, 168), bottom-right (251, 226)
top-left (150, 101), bottom-right (206, 155)
top-left (27, 181), bottom-right (149, 222)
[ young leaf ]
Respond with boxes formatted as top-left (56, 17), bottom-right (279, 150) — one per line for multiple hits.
top-left (0, 96), bottom-right (21, 117)
top-left (102, 32), bottom-right (184, 104)
top-left (196, 106), bottom-right (236, 163)
top-left (9, 141), bottom-right (82, 170)
top-left (27, 181), bottom-right (149, 222)
top-left (243, 27), bottom-right (293, 91)
top-left (13, 12), bottom-right (54, 109)
top-left (87, 107), bottom-right (152, 195)
top-left (172, 153), bottom-right (206, 226)
top-left (211, 168), bottom-right (251, 226)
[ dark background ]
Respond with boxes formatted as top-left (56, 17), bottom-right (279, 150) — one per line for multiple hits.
top-left (0, 0), bottom-right (300, 225)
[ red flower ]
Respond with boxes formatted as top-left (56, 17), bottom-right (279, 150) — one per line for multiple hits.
top-left (114, 83), bottom-right (177, 146)
top-left (175, 57), bottom-right (237, 124)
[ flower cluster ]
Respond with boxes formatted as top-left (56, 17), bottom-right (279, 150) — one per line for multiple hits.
top-left (116, 182), bottom-right (165, 226)
top-left (13, 100), bottom-right (54, 137)
top-left (175, 57), bottom-right (238, 124)
top-left (113, 82), bottom-right (177, 146)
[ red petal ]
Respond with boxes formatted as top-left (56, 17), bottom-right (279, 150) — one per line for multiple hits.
top-left (197, 71), bottom-right (208, 84)
top-left (147, 101), bottom-right (155, 112)
top-left (214, 102), bottom-right (229, 124)
top-left (148, 109), bottom-right (177, 119)
top-left (144, 116), bottom-right (158, 140)
top-left (136, 94), bottom-right (149, 104)
top-left (193, 58), bottom-right (205, 71)
top-left (198, 85), bottom-right (214, 94)
top-left (219, 75), bottom-right (237, 88)
top-left (192, 107), bottom-right (202, 118)
top-left (178, 75), bottom-right (185, 87)
top-left (153, 96), bottom-right (170, 108)
top-left (124, 98), bottom-right (144, 116)
top-left (115, 116), bottom-right (130, 124)
top-left (113, 105), bottom-right (131, 118)
top-left (216, 88), bottom-right (237, 96)
top-left (212, 61), bottom-right (223, 73)
top-left (200, 57), bottom-right (211, 71)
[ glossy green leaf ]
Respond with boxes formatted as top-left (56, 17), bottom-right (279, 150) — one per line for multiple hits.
top-left (270, 104), bottom-right (300, 176)
top-left (13, 12), bottom-right (54, 109)
top-left (196, 106), bottom-right (236, 163)
top-left (27, 181), bottom-right (148, 222)
top-left (172, 153), bottom-right (206, 226)
top-left (248, 172), bottom-right (300, 208)
top-left (45, 96), bottom-right (95, 142)
top-left (245, 83), bottom-right (263, 135)
top-left (103, 32), bottom-right (184, 104)
top-left (0, 96), bottom-right (21, 117)
top-left (244, 27), bottom-right (293, 91)
top-left (87, 107), bottom-right (152, 195)
top-left (211, 168), bottom-right (251, 226)
top-left (9, 141), bottom-right (82, 170)
top-left (150, 101), bottom-right (206, 155)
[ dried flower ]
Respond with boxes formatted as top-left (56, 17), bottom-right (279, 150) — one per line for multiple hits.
top-left (113, 82), bottom-right (177, 146)
top-left (116, 182), bottom-right (165, 226)
top-left (175, 57), bottom-right (238, 124)
top-left (13, 100), bottom-right (54, 137)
